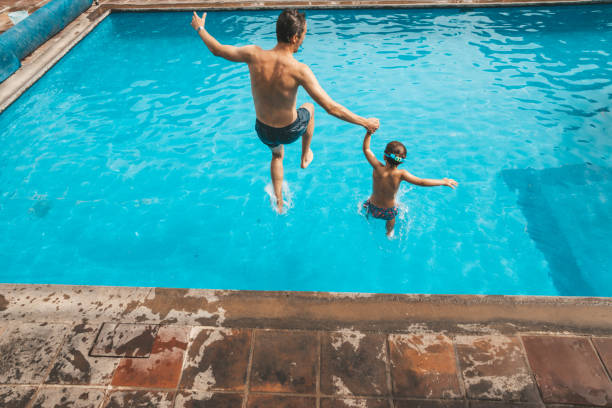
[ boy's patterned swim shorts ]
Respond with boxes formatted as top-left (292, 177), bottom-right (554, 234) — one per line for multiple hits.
top-left (363, 199), bottom-right (398, 221)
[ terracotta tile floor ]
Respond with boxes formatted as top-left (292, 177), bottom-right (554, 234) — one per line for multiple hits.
top-left (1, 320), bottom-right (612, 406)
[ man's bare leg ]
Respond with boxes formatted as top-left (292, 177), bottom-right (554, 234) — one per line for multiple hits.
top-left (270, 145), bottom-right (284, 213)
top-left (300, 102), bottom-right (315, 169)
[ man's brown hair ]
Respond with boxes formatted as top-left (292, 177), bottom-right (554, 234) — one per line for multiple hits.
top-left (276, 9), bottom-right (306, 43)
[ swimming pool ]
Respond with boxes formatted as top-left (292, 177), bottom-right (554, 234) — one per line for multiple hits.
top-left (1, 6), bottom-right (611, 296)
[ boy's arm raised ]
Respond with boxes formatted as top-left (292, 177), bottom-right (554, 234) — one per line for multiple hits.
top-left (401, 171), bottom-right (458, 189)
top-left (191, 12), bottom-right (256, 63)
top-left (363, 130), bottom-right (382, 169)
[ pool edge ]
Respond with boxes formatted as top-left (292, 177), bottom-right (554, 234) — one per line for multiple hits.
top-left (1, 283), bottom-right (611, 334)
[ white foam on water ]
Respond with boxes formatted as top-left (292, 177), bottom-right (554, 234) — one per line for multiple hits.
top-left (264, 181), bottom-right (293, 214)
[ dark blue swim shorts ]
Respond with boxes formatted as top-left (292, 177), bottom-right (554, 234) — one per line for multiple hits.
top-left (255, 107), bottom-right (311, 148)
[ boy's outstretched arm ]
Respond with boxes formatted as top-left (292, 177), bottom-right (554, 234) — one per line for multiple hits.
top-left (401, 170), bottom-right (458, 189)
top-left (191, 12), bottom-right (256, 63)
top-left (363, 130), bottom-right (382, 169)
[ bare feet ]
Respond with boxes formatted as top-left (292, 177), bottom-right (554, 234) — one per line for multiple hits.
top-left (301, 149), bottom-right (314, 169)
top-left (276, 198), bottom-right (283, 214)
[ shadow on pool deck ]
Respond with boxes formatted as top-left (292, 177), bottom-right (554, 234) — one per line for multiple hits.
top-left (1, 284), bottom-right (612, 407)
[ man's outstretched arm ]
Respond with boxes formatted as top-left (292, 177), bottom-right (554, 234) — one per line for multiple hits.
top-left (299, 64), bottom-right (379, 133)
top-left (191, 12), bottom-right (256, 63)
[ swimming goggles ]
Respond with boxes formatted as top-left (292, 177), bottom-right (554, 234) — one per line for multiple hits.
top-left (384, 153), bottom-right (405, 164)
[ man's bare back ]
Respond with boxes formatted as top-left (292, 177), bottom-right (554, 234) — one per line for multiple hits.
top-left (249, 47), bottom-right (303, 127)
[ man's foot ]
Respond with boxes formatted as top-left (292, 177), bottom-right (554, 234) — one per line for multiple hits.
top-left (301, 149), bottom-right (314, 169)
top-left (276, 198), bottom-right (283, 214)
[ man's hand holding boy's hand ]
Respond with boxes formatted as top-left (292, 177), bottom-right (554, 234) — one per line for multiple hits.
top-left (364, 118), bottom-right (379, 133)
top-left (191, 12), bottom-right (206, 31)
top-left (442, 178), bottom-right (458, 189)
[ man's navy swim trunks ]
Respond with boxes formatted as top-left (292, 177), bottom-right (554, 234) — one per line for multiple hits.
top-left (255, 107), bottom-right (311, 148)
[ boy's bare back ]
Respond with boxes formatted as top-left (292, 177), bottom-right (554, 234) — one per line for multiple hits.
top-left (363, 131), bottom-right (458, 208)
top-left (370, 164), bottom-right (406, 209)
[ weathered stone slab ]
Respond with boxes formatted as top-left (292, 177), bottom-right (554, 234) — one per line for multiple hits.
top-left (119, 287), bottom-right (228, 326)
top-left (46, 323), bottom-right (120, 385)
top-left (174, 391), bottom-right (243, 407)
top-left (0, 13), bottom-right (12, 34)
top-left (0, 284), bottom-right (151, 322)
top-left (389, 334), bottom-right (462, 399)
top-left (180, 328), bottom-right (251, 391)
top-left (246, 395), bottom-right (316, 408)
top-left (31, 387), bottom-right (105, 408)
top-left (250, 330), bottom-right (317, 394)
top-left (395, 400), bottom-right (465, 408)
top-left (592, 337), bottom-right (612, 379)
top-left (0, 386), bottom-right (38, 407)
top-left (321, 397), bottom-right (390, 408)
top-left (321, 330), bottom-right (388, 396)
top-left (0, 322), bottom-right (68, 384)
top-left (103, 391), bottom-right (174, 408)
top-left (522, 336), bottom-right (612, 406)
top-left (90, 322), bottom-right (158, 357)
top-left (455, 335), bottom-right (538, 402)
top-left (111, 326), bottom-right (189, 388)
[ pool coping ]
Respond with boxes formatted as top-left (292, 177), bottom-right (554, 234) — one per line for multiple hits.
top-left (2, 284), bottom-right (612, 334)
top-left (0, 0), bottom-right (612, 114)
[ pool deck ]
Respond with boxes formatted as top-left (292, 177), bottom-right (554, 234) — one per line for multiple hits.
top-left (1, 284), bottom-right (612, 407)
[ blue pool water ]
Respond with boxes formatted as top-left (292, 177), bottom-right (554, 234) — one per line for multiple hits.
top-left (1, 7), bottom-right (611, 295)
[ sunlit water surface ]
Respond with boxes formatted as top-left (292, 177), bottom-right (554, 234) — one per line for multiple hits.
top-left (1, 7), bottom-right (611, 295)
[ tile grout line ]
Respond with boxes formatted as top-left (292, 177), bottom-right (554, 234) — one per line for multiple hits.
top-left (171, 324), bottom-right (195, 407)
top-left (451, 334), bottom-right (468, 404)
top-left (25, 323), bottom-right (72, 408)
top-left (384, 333), bottom-right (395, 408)
top-left (517, 334), bottom-right (546, 406)
top-left (242, 328), bottom-right (256, 408)
top-left (587, 336), bottom-right (612, 383)
top-left (316, 330), bottom-right (321, 408)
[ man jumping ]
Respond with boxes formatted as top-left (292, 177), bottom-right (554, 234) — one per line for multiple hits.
top-left (191, 9), bottom-right (379, 213)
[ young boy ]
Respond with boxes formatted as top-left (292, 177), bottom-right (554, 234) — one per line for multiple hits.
top-left (362, 130), bottom-right (458, 237)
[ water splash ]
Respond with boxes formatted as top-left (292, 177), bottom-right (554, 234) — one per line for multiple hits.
top-left (264, 181), bottom-right (293, 214)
